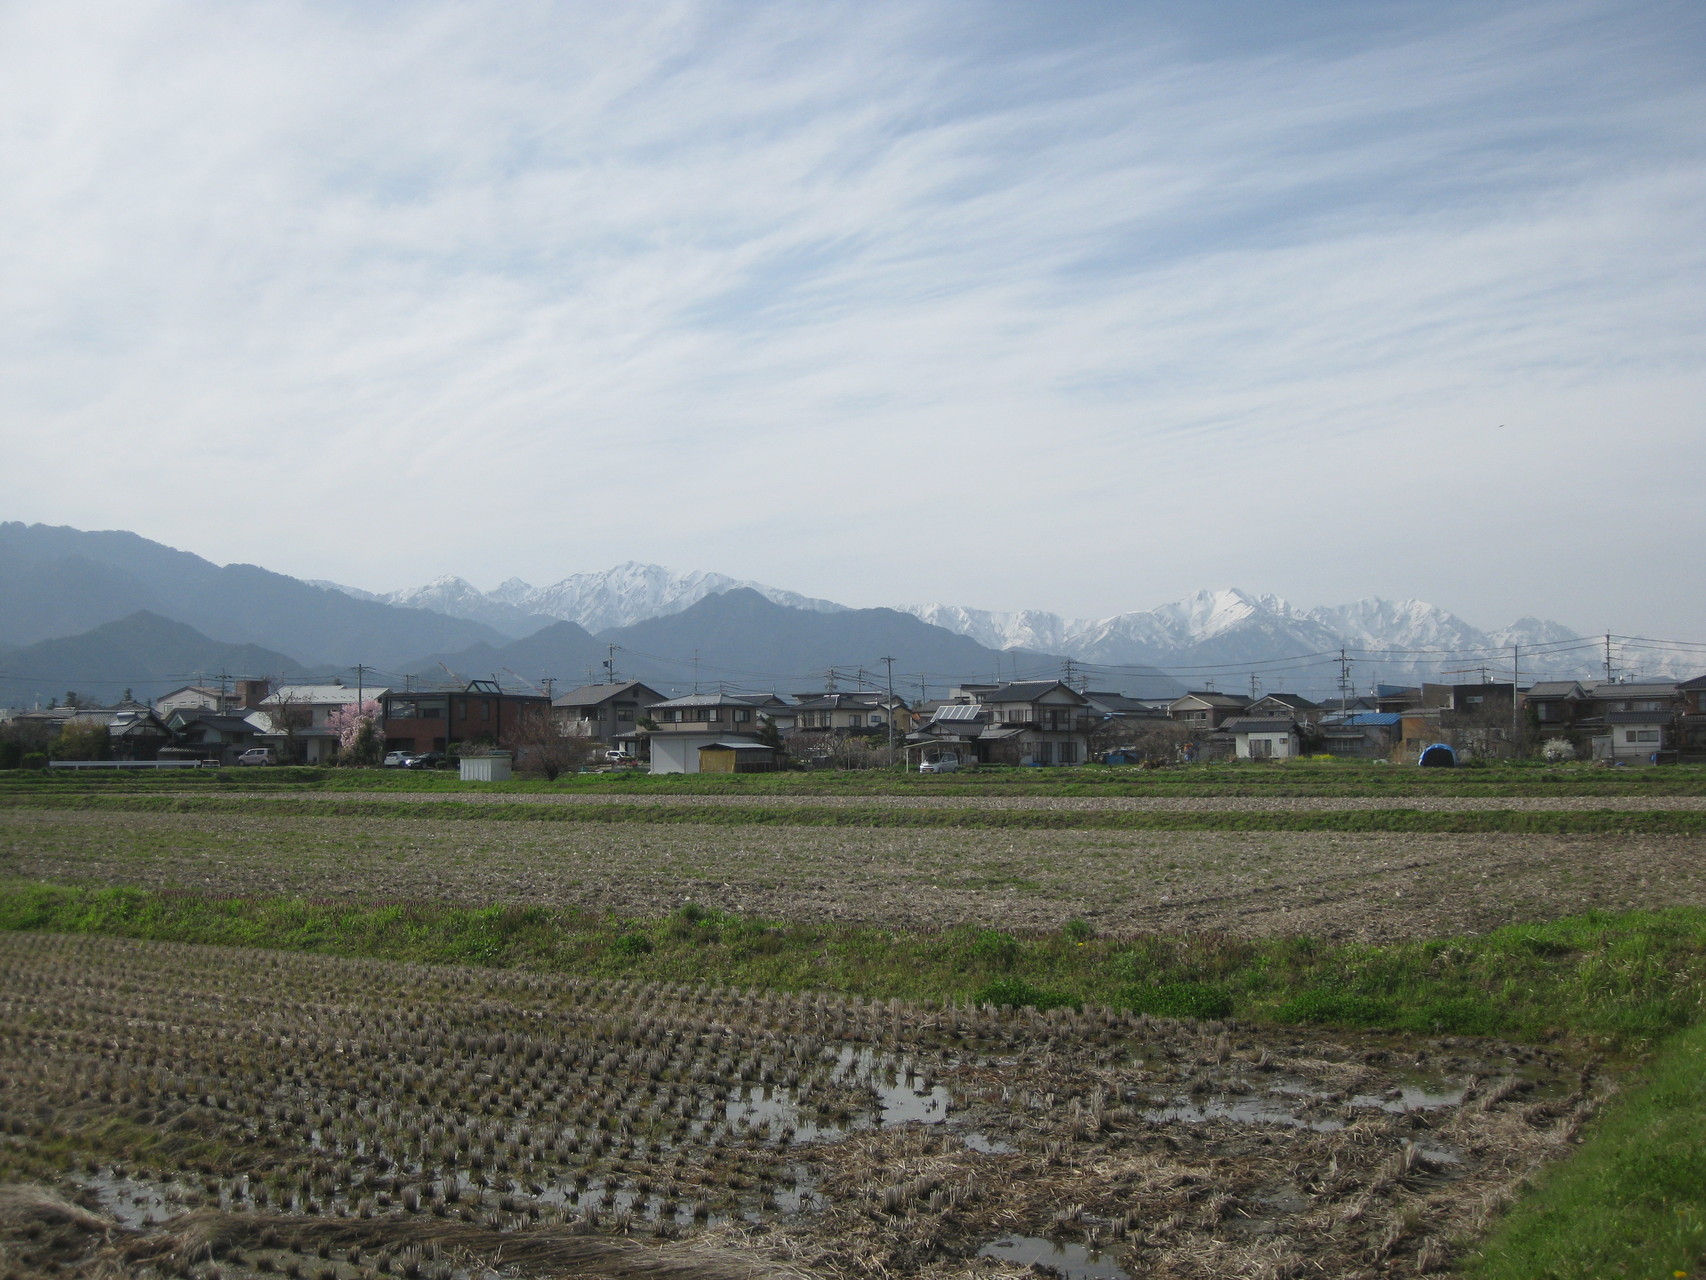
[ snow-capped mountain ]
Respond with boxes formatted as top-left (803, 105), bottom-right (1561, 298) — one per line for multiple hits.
top-left (356, 562), bottom-right (845, 637)
top-left (901, 589), bottom-right (1651, 689)
top-left (322, 566), bottom-right (1691, 694)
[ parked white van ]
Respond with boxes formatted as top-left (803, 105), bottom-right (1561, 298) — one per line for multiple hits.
top-left (918, 753), bottom-right (960, 773)
top-left (236, 748), bottom-right (274, 766)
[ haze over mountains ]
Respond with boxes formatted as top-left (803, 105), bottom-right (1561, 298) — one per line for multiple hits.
top-left (1, 521), bottom-right (1684, 709)
top-left (353, 563), bottom-right (1626, 688)
top-left (0, 523), bottom-right (1166, 706)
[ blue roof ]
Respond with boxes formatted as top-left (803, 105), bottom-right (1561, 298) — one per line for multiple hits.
top-left (1337, 712), bottom-right (1402, 726)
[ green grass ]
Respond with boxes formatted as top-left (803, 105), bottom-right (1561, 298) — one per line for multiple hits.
top-left (5, 789), bottom-right (1705, 834)
top-left (4, 880), bottom-right (1703, 1050)
top-left (1465, 1017), bottom-right (1706, 1279)
top-left (5, 758), bottom-right (1705, 799)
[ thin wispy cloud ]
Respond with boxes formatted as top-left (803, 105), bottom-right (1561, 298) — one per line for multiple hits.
top-left (1, 0), bottom-right (1701, 633)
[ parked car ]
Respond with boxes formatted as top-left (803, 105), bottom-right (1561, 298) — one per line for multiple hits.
top-left (382, 750), bottom-right (415, 768)
top-left (917, 754), bottom-right (959, 773)
top-left (235, 748), bottom-right (274, 766)
top-left (406, 751), bottom-right (448, 770)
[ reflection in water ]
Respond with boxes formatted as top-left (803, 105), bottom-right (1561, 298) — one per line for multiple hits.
top-left (977, 1235), bottom-right (1131, 1280)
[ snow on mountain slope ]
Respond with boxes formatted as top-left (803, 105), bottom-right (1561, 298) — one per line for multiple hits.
top-left (323, 565), bottom-right (1660, 689)
top-left (360, 563), bottom-right (846, 635)
top-left (375, 575), bottom-right (555, 639)
top-left (901, 590), bottom-right (1626, 687)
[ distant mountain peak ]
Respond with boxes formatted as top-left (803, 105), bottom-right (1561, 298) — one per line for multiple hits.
top-left (350, 562), bottom-right (848, 636)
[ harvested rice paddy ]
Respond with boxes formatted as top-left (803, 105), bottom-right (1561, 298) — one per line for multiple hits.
top-left (0, 932), bottom-right (1600, 1280)
top-left (4, 806), bottom-right (1705, 941)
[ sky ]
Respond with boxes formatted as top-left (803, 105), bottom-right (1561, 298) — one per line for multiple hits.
top-left (3, 0), bottom-right (1703, 638)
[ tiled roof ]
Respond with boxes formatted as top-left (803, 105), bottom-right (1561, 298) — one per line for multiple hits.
top-left (1220, 718), bottom-right (1298, 733)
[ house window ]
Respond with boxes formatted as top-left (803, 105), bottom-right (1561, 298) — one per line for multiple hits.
top-left (733, 708), bottom-right (751, 723)
top-left (616, 706), bottom-right (634, 722)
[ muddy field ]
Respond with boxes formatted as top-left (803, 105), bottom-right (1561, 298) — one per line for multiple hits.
top-left (0, 932), bottom-right (1601, 1280)
top-left (4, 808), bottom-right (1703, 942)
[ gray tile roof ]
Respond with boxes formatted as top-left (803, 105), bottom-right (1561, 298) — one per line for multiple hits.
top-left (552, 681), bottom-right (661, 708)
top-left (983, 681), bottom-right (1085, 703)
top-left (1525, 681), bottom-right (1585, 698)
top-left (652, 693), bottom-right (774, 709)
top-left (1219, 718), bottom-right (1299, 733)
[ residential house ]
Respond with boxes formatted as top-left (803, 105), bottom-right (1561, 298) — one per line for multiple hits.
top-left (1079, 690), bottom-right (1173, 760)
top-left (774, 692), bottom-right (911, 735)
top-left (903, 682), bottom-right (1094, 766)
top-left (1221, 717), bottom-right (1303, 760)
top-left (1581, 681), bottom-right (1680, 763)
top-left (645, 693), bottom-right (778, 774)
top-left (1244, 693), bottom-right (1321, 724)
top-left (380, 680), bottom-right (551, 756)
top-left (153, 685), bottom-right (226, 717)
top-left (18, 705), bottom-right (175, 760)
top-left (1523, 681), bottom-right (1591, 737)
top-left (255, 683), bottom-right (392, 764)
top-left (1400, 683), bottom-right (1520, 759)
top-left (904, 703), bottom-right (988, 770)
top-left (1167, 692), bottom-right (1251, 731)
top-left (976, 681), bottom-right (1093, 765)
top-left (153, 680), bottom-right (272, 718)
top-left (164, 709), bottom-right (265, 764)
top-left (1320, 712), bottom-right (1403, 759)
top-left (551, 682), bottom-right (667, 748)
top-left (1678, 674), bottom-right (1706, 758)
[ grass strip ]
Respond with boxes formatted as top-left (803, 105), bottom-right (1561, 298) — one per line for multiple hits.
top-left (6, 761), bottom-right (1706, 800)
top-left (3, 880), bottom-right (1703, 1049)
top-left (5, 791), bottom-right (1706, 834)
top-left (1465, 1017), bottom-right (1706, 1278)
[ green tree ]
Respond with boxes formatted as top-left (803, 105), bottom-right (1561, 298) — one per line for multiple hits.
top-left (52, 720), bottom-right (111, 761)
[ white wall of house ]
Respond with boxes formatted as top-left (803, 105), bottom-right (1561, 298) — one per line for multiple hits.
top-left (1607, 722), bottom-right (1666, 761)
top-left (155, 689), bottom-right (222, 716)
top-left (1235, 730), bottom-right (1298, 759)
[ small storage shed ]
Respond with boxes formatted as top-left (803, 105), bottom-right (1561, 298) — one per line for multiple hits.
top-left (697, 742), bottom-right (777, 774)
top-left (1221, 717), bottom-right (1302, 760)
top-left (459, 752), bottom-right (513, 782)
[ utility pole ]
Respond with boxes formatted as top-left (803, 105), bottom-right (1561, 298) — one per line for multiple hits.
top-left (541, 677), bottom-right (555, 700)
top-left (1604, 633), bottom-right (1617, 684)
top-left (1338, 649), bottom-right (1353, 719)
top-left (693, 650), bottom-right (700, 695)
top-left (354, 663), bottom-right (369, 710)
top-left (603, 644), bottom-right (617, 684)
top-left (882, 656), bottom-right (896, 767)
top-left (1511, 643), bottom-right (1522, 759)
top-left (1249, 672), bottom-right (1260, 701)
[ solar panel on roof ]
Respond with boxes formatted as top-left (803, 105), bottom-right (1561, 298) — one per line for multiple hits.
top-left (933, 704), bottom-right (983, 721)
